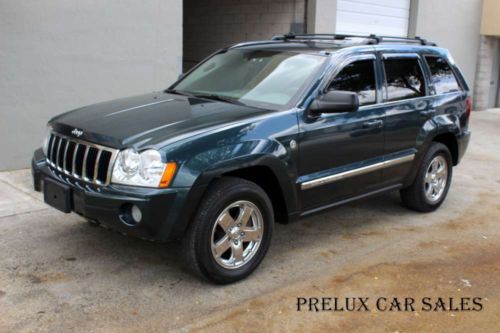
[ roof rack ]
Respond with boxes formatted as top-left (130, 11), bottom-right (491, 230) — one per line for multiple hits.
top-left (271, 33), bottom-right (437, 46)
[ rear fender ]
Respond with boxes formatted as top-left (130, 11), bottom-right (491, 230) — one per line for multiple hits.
top-left (403, 114), bottom-right (460, 187)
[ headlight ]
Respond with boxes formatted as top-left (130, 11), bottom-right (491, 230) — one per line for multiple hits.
top-left (42, 125), bottom-right (53, 156)
top-left (111, 149), bottom-right (177, 188)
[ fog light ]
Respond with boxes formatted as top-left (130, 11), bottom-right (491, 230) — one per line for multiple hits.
top-left (131, 205), bottom-right (142, 223)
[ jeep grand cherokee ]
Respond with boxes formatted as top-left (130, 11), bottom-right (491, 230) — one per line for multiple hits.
top-left (32, 33), bottom-right (471, 283)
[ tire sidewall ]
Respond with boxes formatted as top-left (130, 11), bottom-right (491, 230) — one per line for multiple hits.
top-left (419, 144), bottom-right (453, 208)
top-left (195, 181), bottom-right (274, 283)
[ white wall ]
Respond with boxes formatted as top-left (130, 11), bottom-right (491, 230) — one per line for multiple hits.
top-left (336, 0), bottom-right (411, 37)
top-left (184, 0), bottom-right (305, 70)
top-left (0, 0), bottom-right (182, 170)
top-left (411, 0), bottom-right (482, 88)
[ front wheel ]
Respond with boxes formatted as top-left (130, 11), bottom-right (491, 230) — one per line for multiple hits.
top-left (182, 177), bottom-right (274, 284)
top-left (400, 142), bottom-right (453, 212)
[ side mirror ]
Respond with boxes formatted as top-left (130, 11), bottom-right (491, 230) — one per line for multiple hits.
top-left (309, 90), bottom-right (359, 115)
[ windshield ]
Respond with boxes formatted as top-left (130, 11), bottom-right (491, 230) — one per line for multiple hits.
top-left (173, 49), bottom-right (327, 110)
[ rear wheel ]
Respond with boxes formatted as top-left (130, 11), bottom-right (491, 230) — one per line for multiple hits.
top-left (400, 142), bottom-right (453, 212)
top-left (182, 177), bottom-right (274, 284)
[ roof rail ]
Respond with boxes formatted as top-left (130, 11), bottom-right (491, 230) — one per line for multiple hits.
top-left (271, 33), bottom-right (437, 46)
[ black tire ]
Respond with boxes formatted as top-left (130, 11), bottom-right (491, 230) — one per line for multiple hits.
top-left (400, 142), bottom-right (453, 212)
top-left (181, 177), bottom-right (274, 284)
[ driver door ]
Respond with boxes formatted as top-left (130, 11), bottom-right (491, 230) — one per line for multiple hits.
top-left (297, 54), bottom-right (386, 211)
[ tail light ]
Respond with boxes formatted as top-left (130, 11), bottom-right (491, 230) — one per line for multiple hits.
top-left (465, 96), bottom-right (472, 120)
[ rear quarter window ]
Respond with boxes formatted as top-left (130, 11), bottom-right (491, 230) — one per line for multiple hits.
top-left (424, 56), bottom-right (462, 95)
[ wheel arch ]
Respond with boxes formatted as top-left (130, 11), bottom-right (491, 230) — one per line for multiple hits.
top-left (166, 155), bottom-right (299, 241)
top-left (404, 127), bottom-right (460, 188)
top-left (222, 165), bottom-right (289, 224)
top-left (196, 155), bottom-right (299, 223)
top-left (431, 132), bottom-right (459, 166)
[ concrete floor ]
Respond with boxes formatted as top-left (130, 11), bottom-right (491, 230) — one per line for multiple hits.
top-left (0, 110), bottom-right (499, 332)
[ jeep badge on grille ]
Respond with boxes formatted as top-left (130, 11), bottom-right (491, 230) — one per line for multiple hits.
top-left (71, 128), bottom-right (83, 137)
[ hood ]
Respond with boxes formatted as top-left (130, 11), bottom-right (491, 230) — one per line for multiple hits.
top-left (50, 92), bottom-right (269, 149)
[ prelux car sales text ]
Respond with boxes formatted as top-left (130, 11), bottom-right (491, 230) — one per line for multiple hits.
top-left (297, 297), bottom-right (483, 312)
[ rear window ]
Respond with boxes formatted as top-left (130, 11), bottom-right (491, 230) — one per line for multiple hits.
top-left (425, 56), bottom-right (461, 94)
top-left (383, 58), bottom-right (426, 102)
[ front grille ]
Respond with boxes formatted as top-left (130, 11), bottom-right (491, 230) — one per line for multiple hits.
top-left (46, 132), bottom-right (118, 185)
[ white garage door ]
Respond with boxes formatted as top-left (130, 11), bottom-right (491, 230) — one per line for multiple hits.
top-left (336, 0), bottom-right (411, 37)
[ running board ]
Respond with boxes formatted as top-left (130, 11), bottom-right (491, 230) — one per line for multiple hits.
top-left (300, 184), bottom-right (403, 217)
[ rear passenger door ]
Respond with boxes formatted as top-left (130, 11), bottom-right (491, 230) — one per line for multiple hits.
top-left (379, 54), bottom-right (432, 186)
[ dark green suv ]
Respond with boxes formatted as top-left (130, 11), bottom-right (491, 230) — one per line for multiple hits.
top-left (32, 34), bottom-right (471, 283)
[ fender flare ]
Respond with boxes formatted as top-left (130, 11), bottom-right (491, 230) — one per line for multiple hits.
top-left (193, 154), bottom-right (298, 212)
top-left (403, 118), bottom-right (460, 187)
top-left (165, 154), bottom-right (299, 240)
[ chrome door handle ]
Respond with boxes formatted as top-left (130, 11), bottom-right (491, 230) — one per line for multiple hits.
top-left (362, 120), bottom-right (384, 129)
top-left (420, 109), bottom-right (436, 117)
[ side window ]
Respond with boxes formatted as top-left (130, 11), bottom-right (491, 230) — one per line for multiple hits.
top-left (383, 58), bottom-right (425, 102)
top-left (425, 56), bottom-right (461, 94)
top-left (329, 60), bottom-right (376, 106)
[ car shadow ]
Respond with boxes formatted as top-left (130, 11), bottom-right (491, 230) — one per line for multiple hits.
top-left (43, 191), bottom-right (416, 288)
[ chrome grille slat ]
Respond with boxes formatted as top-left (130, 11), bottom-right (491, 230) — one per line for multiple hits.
top-left (82, 146), bottom-right (90, 180)
top-left (62, 140), bottom-right (70, 173)
top-left (50, 136), bottom-right (60, 166)
top-left (45, 132), bottom-right (118, 186)
top-left (72, 143), bottom-right (80, 178)
top-left (47, 134), bottom-right (55, 166)
top-left (93, 150), bottom-right (102, 183)
top-left (55, 138), bottom-right (63, 170)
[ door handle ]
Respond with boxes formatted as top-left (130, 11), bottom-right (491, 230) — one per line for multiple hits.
top-left (420, 109), bottom-right (436, 118)
top-left (362, 120), bottom-right (384, 129)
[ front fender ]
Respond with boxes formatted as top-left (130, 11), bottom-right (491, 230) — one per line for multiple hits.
top-left (174, 139), bottom-right (288, 185)
top-left (161, 139), bottom-right (299, 240)
top-left (180, 139), bottom-right (297, 210)
top-left (193, 152), bottom-right (297, 205)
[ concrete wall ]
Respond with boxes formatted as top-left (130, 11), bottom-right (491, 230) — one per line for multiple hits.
top-left (183, 0), bottom-right (305, 70)
top-left (0, 0), bottom-right (182, 170)
top-left (307, 0), bottom-right (337, 33)
top-left (410, 0), bottom-right (483, 89)
top-left (474, 36), bottom-right (500, 110)
top-left (475, 0), bottom-right (500, 109)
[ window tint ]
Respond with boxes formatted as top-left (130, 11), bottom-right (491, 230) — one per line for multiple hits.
top-left (425, 56), bottom-right (461, 94)
top-left (383, 58), bottom-right (425, 102)
top-left (329, 60), bottom-right (376, 105)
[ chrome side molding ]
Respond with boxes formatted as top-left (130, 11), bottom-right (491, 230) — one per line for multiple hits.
top-left (301, 154), bottom-right (415, 190)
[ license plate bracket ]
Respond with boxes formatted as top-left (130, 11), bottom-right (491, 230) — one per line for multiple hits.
top-left (44, 178), bottom-right (72, 213)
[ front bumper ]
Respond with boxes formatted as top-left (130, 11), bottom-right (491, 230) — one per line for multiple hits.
top-left (32, 148), bottom-right (191, 241)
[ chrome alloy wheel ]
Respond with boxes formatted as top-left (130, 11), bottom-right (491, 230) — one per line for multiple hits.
top-left (424, 155), bottom-right (448, 203)
top-left (211, 200), bottom-right (264, 269)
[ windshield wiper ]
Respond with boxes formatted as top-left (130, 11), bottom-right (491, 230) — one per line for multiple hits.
top-left (164, 89), bottom-right (190, 96)
top-left (166, 89), bottom-right (247, 106)
top-left (192, 93), bottom-right (246, 106)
